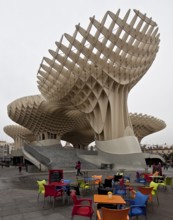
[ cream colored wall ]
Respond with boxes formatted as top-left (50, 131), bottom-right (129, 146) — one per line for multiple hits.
top-left (32, 139), bottom-right (61, 146)
top-left (96, 136), bottom-right (142, 154)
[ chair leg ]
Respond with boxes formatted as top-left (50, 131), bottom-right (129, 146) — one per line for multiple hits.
top-left (156, 194), bottom-right (159, 206)
top-left (53, 197), bottom-right (55, 209)
top-left (43, 197), bottom-right (45, 208)
top-left (37, 193), bottom-right (40, 202)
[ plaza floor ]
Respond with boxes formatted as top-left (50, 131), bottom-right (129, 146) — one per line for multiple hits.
top-left (0, 166), bottom-right (173, 220)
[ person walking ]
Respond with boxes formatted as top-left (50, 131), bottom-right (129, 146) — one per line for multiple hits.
top-left (18, 164), bottom-right (22, 173)
top-left (75, 161), bottom-right (83, 176)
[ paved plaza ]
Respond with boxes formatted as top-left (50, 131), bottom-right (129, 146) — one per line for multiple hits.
top-left (0, 166), bottom-right (173, 220)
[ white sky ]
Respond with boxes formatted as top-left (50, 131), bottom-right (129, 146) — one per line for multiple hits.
top-left (0, 0), bottom-right (172, 146)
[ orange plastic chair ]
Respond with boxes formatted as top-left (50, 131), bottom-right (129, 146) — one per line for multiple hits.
top-left (43, 184), bottom-right (63, 209)
top-left (97, 207), bottom-right (130, 220)
top-left (70, 191), bottom-right (94, 219)
top-left (92, 175), bottom-right (102, 185)
top-left (137, 186), bottom-right (153, 203)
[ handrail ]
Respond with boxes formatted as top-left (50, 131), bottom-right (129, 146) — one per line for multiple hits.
top-left (23, 142), bottom-right (51, 168)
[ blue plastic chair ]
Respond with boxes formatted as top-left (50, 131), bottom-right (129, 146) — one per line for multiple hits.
top-left (127, 191), bottom-right (149, 220)
top-left (113, 184), bottom-right (127, 198)
top-left (135, 172), bottom-right (146, 184)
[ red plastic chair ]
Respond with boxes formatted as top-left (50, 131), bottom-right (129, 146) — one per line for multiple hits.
top-left (70, 191), bottom-right (94, 219)
top-left (144, 174), bottom-right (152, 185)
top-left (43, 184), bottom-right (63, 209)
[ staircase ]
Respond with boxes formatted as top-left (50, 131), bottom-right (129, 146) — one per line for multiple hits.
top-left (23, 143), bottom-right (98, 170)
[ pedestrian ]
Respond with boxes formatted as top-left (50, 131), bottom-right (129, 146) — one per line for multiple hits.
top-left (18, 165), bottom-right (22, 173)
top-left (75, 161), bottom-right (83, 176)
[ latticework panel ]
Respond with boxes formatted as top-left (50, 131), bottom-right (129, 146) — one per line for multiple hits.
top-left (7, 95), bottom-right (94, 146)
top-left (130, 113), bottom-right (166, 142)
top-left (37, 9), bottom-right (160, 141)
top-left (5, 99), bottom-right (166, 147)
top-left (3, 125), bottom-right (36, 142)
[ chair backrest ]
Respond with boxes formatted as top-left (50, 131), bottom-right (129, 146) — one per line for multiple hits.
top-left (165, 177), bottom-right (173, 186)
top-left (137, 186), bottom-right (153, 202)
top-left (102, 207), bottom-right (130, 220)
top-left (136, 172), bottom-right (140, 178)
top-left (144, 174), bottom-right (152, 183)
top-left (44, 184), bottom-right (56, 197)
top-left (149, 181), bottom-right (159, 195)
top-left (37, 180), bottom-right (47, 194)
top-left (134, 191), bottom-right (149, 206)
top-left (137, 186), bottom-right (153, 195)
top-left (107, 175), bottom-right (114, 180)
top-left (98, 187), bottom-right (110, 195)
top-left (114, 175), bottom-right (123, 182)
top-left (92, 175), bottom-right (102, 184)
top-left (70, 191), bottom-right (78, 204)
top-left (104, 178), bottom-right (112, 188)
top-left (77, 179), bottom-right (89, 189)
top-left (113, 184), bottom-right (126, 195)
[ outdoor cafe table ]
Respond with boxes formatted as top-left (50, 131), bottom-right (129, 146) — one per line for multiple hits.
top-left (50, 181), bottom-right (69, 187)
top-left (50, 181), bottom-right (71, 203)
top-left (150, 175), bottom-right (164, 183)
top-left (94, 194), bottom-right (126, 206)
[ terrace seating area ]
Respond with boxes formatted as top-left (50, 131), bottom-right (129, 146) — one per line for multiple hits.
top-left (0, 166), bottom-right (173, 220)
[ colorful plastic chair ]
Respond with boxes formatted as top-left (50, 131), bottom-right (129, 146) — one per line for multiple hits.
top-left (127, 191), bottom-right (149, 220)
top-left (113, 184), bottom-right (127, 198)
top-left (36, 179), bottom-right (47, 201)
top-left (43, 184), bottom-right (63, 209)
top-left (97, 207), bottom-right (130, 220)
top-left (77, 179), bottom-right (90, 194)
top-left (162, 176), bottom-right (173, 191)
top-left (70, 191), bottom-right (94, 219)
top-left (137, 186), bottom-right (153, 203)
top-left (135, 172), bottom-right (146, 184)
top-left (149, 181), bottom-right (160, 205)
top-left (144, 174), bottom-right (152, 185)
top-left (92, 175), bottom-right (102, 186)
top-left (103, 178), bottom-right (113, 188)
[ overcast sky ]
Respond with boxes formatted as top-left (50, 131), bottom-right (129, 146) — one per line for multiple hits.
top-left (0, 0), bottom-right (172, 146)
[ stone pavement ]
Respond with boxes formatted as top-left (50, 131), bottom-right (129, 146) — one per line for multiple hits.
top-left (0, 166), bottom-right (173, 220)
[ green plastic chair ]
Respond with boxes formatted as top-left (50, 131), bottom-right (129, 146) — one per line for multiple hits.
top-left (37, 179), bottom-right (47, 201)
top-left (162, 176), bottom-right (173, 191)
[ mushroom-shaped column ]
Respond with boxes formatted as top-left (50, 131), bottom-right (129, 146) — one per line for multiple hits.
top-left (3, 125), bottom-right (36, 148)
top-left (7, 95), bottom-right (94, 147)
top-left (130, 113), bottom-right (166, 143)
top-left (37, 10), bottom-right (160, 169)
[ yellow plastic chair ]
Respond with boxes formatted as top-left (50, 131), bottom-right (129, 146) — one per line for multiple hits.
top-left (77, 179), bottom-right (90, 194)
top-left (37, 179), bottom-right (47, 201)
top-left (149, 181), bottom-right (160, 205)
top-left (97, 207), bottom-right (130, 220)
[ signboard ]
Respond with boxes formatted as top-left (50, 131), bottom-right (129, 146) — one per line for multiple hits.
top-left (48, 169), bottom-right (63, 183)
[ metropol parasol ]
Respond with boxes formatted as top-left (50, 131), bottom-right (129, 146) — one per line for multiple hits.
top-left (4, 9), bottom-right (166, 170)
